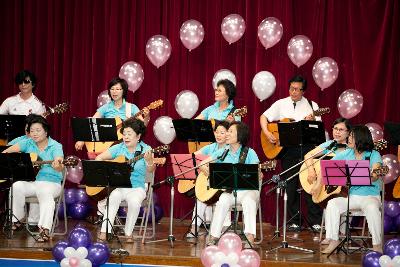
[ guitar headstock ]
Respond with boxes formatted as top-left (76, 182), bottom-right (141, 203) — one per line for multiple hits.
top-left (314, 107), bottom-right (330, 117)
top-left (154, 157), bottom-right (166, 166)
top-left (42, 103), bottom-right (69, 118)
top-left (63, 156), bottom-right (80, 167)
top-left (233, 106), bottom-right (247, 117)
top-left (260, 160), bottom-right (277, 170)
top-left (374, 139), bottom-right (388, 151)
top-left (153, 145), bottom-right (170, 155)
top-left (373, 165), bottom-right (389, 176)
top-left (147, 99), bottom-right (163, 110)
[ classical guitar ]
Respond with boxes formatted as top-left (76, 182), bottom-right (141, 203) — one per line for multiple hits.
top-left (260, 107), bottom-right (331, 159)
top-left (29, 154), bottom-right (79, 168)
top-left (195, 160), bottom-right (277, 205)
top-left (85, 145), bottom-right (169, 201)
top-left (84, 99), bottom-right (163, 153)
top-left (187, 106), bottom-right (248, 154)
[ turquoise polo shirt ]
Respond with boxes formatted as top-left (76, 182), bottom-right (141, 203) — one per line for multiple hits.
top-left (8, 135), bottom-right (30, 146)
top-left (332, 149), bottom-right (383, 196)
top-left (200, 101), bottom-right (241, 121)
top-left (97, 100), bottom-right (140, 119)
top-left (199, 143), bottom-right (227, 156)
top-left (18, 137), bottom-right (64, 184)
top-left (108, 141), bottom-right (150, 189)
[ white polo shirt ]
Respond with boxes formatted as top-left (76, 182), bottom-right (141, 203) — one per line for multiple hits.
top-left (0, 93), bottom-right (46, 115)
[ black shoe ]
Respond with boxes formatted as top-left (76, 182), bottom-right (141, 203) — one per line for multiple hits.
top-left (287, 223), bottom-right (301, 232)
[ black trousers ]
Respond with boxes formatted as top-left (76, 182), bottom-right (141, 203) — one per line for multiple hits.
top-left (280, 146), bottom-right (323, 226)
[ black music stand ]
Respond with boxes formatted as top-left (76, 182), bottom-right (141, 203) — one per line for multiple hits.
top-left (320, 160), bottom-right (372, 256)
top-left (0, 153), bottom-right (35, 239)
top-left (173, 119), bottom-right (215, 151)
top-left (0, 115), bottom-right (26, 144)
top-left (82, 160), bottom-right (131, 247)
top-left (210, 162), bottom-right (259, 248)
top-left (71, 117), bottom-right (119, 152)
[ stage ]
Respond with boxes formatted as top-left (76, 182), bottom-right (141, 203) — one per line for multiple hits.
top-left (0, 217), bottom-right (367, 267)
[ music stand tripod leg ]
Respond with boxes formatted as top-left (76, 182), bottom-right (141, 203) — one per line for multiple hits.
top-left (184, 201), bottom-right (208, 241)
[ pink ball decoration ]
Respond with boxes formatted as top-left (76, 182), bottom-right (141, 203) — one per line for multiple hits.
top-left (257, 17), bottom-right (283, 50)
top-left (180, 19), bottom-right (204, 51)
top-left (382, 154), bottom-right (400, 184)
top-left (312, 57), bottom-right (339, 90)
top-left (366, 123), bottom-right (384, 142)
top-left (221, 14), bottom-right (246, 44)
top-left (66, 156), bottom-right (83, 184)
top-left (146, 35), bottom-right (172, 68)
top-left (287, 35), bottom-right (313, 67)
top-left (200, 245), bottom-right (221, 267)
top-left (119, 61), bottom-right (144, 93)
top-left (337, 89), bottom-right (364, 119)
top-left (96, 90), bottom-right (111, 108)
top-left (238, 249), bottom-right (261, 267)
top-left (217, 232), bottom-right (242, 255)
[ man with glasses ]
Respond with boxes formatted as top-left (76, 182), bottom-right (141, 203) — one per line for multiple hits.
top-left (0, 70), bottom-right (46, 115)
top-left (260, 74), bottom-right (323, 232)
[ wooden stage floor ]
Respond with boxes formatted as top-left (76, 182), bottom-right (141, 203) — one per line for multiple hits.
top-left (0, 217), bottom-right (367, 267)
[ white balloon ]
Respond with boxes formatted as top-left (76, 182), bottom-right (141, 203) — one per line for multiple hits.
top-left (379, 255), bottom-right (392, 267)
top-left (64, 247), bottom-right (76, 258)
top-left (60, 258), bottom-right (70, 267)
top-left (153, 116), bottom-right (176, 144)
top-left (252, 71), bottom-right (276, 101)
top-left (79, 259), bottom-right (93, 267)
top-left (174, 90), bottom-right (199, 119)
top-left (212, 69), bottom-right (236, 89)
top-left (76, 247), bottom-right (88, 259)
top-left (393, 256), bottom-right (400, 267)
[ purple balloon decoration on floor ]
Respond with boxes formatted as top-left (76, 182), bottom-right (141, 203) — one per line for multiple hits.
top-left (64, 188), bottom-right (77, 205)
top-left (384, 238), bottom-right (400, 258)
top-left (68, 226), bottom-right (92, 249)
top-left (75, 188), bottom-right (89, 203)
top-left (87, 242), bottom-right (110, 266)
top-left (385, 201), bottom-right (400, 218)
top-left (67, 203), bottom-right (91, 220)
top-left (147, 205), bottom-right (164, 223)
top-left (384, 215), bottom-right (394, 234)
top-left (57, 202), bottom-right (65, 219)
top-left (52, 240), bottom-right (69, 262)
top-left (118, 206), bottom-right (128, 217)
top-left (362, 251), bottom-right (383, 267)
top-left (394, 214), bottom-right (400, 232)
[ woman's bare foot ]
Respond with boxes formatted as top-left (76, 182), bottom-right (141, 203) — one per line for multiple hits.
top-left (98, 232), bottom-right (107, 242)
top-left (320, 238), bottom-right (331, 245)
top-left (124, 235), bottom-right (134, 243)
top-left (321, 240), bottom-right (340, 254)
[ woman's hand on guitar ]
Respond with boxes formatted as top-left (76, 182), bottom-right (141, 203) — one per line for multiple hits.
top-left (75, 141), bottom-right (84, 151)
top-left (307, 172), bottom-right (317, 185)
top-left (144, 150), bottom-right (155, 170)
top-left (199, 164), bottom-right (209, 177)
top-left (265, 130), bottom-right (277, 144)
top-left (304, 114), bottom-right (315, 121)
top-left (52, 158), bottom-right (64, 172)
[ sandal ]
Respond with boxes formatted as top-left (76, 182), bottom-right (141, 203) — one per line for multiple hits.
top-left (12, 222), bottom-right (23, 231)
top-left (37, 229), bottom-right (50, 242)
top-left (97, 232), bottom-right (107, 242)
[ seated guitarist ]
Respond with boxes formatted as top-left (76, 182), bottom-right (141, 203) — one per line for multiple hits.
top-left (96, 119), bottom-right (155, 243)
top-left (260, 74), bottom-right (323, 232)
top-left (321, 125), bottom-right (384, 254)
top-left (201, 121), bottom-right (262, 247)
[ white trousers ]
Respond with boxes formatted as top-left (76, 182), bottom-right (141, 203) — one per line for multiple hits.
top-left (191, 200), bottom-right (231, 227)
top-left (101, 187), bottom-right (146, 236)
top-left (11, 181), bottom-right (61, 230)
top-left (325, 195), bottom-right (382, 245)
top-left (210, 190), bottom-right (259, 238)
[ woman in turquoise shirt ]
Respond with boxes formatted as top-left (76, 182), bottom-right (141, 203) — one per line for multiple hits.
top-left (2, 115), bottom-right (64, 242)
top-left (322, 125), bottom-right (384, 254)
top-left (96, 119), bottom-right (155, 243)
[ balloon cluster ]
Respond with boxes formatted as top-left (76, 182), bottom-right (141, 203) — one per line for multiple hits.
top-left (363, 238), bottom-right (400, 267)
top-left (384, 201), bottom-right (400, 234)
top-left (201, 233), bottom-right (260, 267)
top-left (63, 188), bottom-right (92, 220)
top-left (53, 226), bottom-right (110, 267)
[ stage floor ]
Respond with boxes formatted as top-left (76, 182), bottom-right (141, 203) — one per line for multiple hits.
top-left (0, 217), bottom-right (366, 267)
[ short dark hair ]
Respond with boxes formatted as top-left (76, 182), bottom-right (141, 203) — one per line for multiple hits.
top-left (216, 79), bottom-right (236, 102)
top-left (229, 121), bottom-right (249, 146)
top-left (15, 70), bottom-right (37, 91)
top-left (108, 77), bottom-right (128, 100)
top-left (350, 125), bottom-right (374, 152)
top-left (332, 117), bottom-right (352, 131)
top-left (120, 118), bottom-right (146, 140)
top-left (213, 120), bottom-right (230, 131)
top-left (27, 115), bottom-right (50, 137)
top-left (289, 75), bottom-right (307, 91)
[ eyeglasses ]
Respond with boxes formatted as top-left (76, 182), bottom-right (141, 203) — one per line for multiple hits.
top-left (333, 127), bottom-right (348, 133)
top-left (21, 79), bottom-right (32, 85)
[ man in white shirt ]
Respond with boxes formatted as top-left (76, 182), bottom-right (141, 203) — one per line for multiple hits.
top-left (260, 75), bottom-right (323, 232)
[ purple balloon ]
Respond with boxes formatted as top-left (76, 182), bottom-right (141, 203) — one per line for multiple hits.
top-left (75, 188), bottom-right (89, 203)
top-left (385, 201), bottom-right (400, 218)
top-left (148, 205), bottom-right (164, 223)
top-left (87, 242), bottom-right (110, 266)
top-left (67, 203), bottom-right (91, 220)
top-left (64, 188), bottom-right (77, 205)
top-left (384, 215), bottom-right (394, 234)
top-left (118, 206), bottom-right (128, 217)
top-left (68, 227), bottom-right (92, 249)
top-left (52, 240), bottom-right (69, 262)
top-left (395, 214), bottom-right (400, 232)
top-left (362, 251), bottom-right (383, 267)
top-left (384, 238), bottom-right (400, 258)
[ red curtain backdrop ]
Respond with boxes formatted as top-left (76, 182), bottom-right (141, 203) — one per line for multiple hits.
top-left (0, 0), bottom-right (399, 223)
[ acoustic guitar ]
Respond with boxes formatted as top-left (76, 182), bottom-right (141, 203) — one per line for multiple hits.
top-left (84, 99), bottom-right (163, 154)
top-left (260, 107), bottom-right (331, 159)
top-left (187, 106), bottom-right (248, 154)
top-left (30, 154), bottom-right (79, 168)
top-left (299, 139), bottom-right (388, 206)
top-left (195, 160), bottom-right (277, 205)
top-left (85, 145), bottom-right (169, 201)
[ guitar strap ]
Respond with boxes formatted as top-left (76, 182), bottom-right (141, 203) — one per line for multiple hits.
top-left (239, 146), bottom-right (249, 164)
top-left (131, 144), bottom-right (143, 172)
top-left (307, 98), bottom-right (315, 111)
top-left (126, 102), bottom-right (132, 119)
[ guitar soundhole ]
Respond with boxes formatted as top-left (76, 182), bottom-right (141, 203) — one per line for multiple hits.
top-left (325, 186), bottom-right (338, 194)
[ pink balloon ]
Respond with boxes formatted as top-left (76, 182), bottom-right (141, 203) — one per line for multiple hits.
top-left (221, 14), bottom-right (246, 44)
top-left (312, 57), bottom-right (339, 90)
top-left (257, 17), bottom-right (283, 50)
top-left (146, 35), bottom-right (172, 68)
top-left (287, 35), bottom-right (313, 67)
top-left (180, 19), bottom-right (204, 51)
top-left (366, 123), bottom-right (384, 142)
top-left (238, 249), bottom-right (261, 267)
top-left (200, 245), bottom-right (221, 267)
top-left (66, 156), bottom-right (83, 184)
top-left (96, 90), bottom-right (111, 108)
top-left (337, 89), bottom-right (364, 119)
top-left (217, 232), bottom-right (242, 255)
top-left (153, 116), bottom-right (176, 144)
top-left (382, 154), bottom-right (400, 184)
top-left (69, 257), bottom-right (79, 267)
top-left (119, 61), bottom-right (144, 93)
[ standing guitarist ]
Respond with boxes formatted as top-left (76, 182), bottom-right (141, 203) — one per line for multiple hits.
top-left (260, 75), bottom-right (323, 232)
